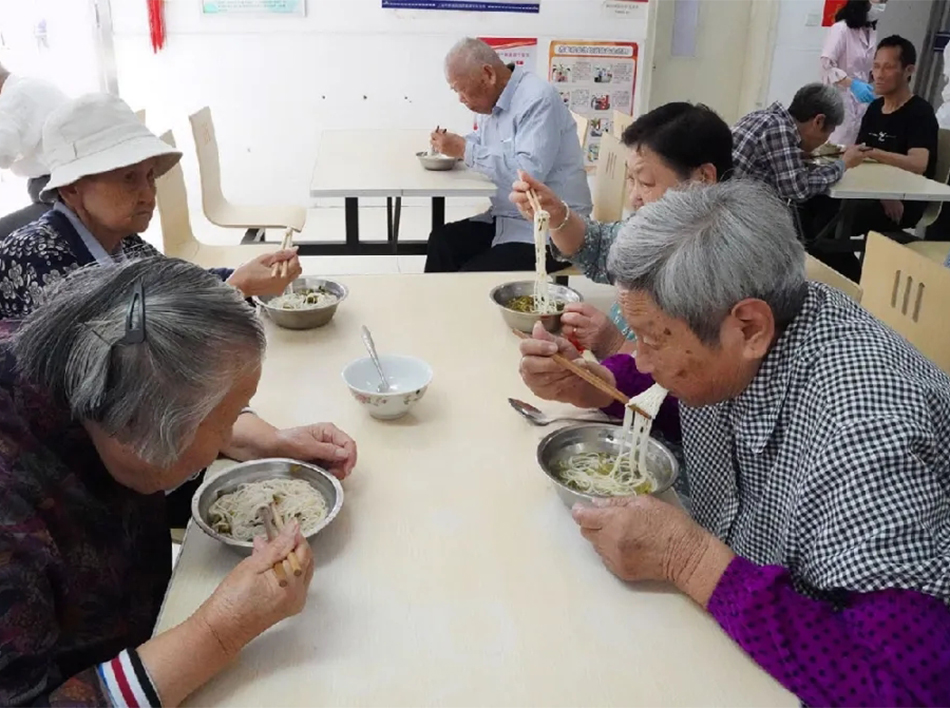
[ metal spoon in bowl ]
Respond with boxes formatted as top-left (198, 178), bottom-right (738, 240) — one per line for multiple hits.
top-left (361, 325), bottom-right (392, 393)
top-left (508, 398), bottom-right (612, 426)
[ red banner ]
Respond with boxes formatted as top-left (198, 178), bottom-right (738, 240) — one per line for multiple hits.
top-left (822, 0), bottom-right (847, 27)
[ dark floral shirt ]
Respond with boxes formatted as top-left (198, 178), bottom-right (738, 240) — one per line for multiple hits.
top-left (0, 322), bottom-right (171, 705)
top-left (0, 209), bottom-right (232, 321)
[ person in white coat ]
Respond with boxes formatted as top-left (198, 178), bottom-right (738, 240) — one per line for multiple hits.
top-left (820, 0), bottom-right (887, 145)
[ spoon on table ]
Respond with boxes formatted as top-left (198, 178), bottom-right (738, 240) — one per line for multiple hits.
top-left (361, 325), bottom-right (392, 393)
top-left (508, 398), bottom-right (613, 427)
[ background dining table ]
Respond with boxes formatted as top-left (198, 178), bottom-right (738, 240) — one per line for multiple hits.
top-left (157, 272), bottom-right (796, 707)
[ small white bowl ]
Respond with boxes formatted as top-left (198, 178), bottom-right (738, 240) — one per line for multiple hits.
top-left (341, 354), bottom-right (433, 420)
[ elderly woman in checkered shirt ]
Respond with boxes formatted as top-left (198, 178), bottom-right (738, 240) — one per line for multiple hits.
top-left (518, 179), bottom-right (950, 707)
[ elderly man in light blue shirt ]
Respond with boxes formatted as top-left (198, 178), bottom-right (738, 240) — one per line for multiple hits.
top-left (426, 38), bottom-right (592, 273)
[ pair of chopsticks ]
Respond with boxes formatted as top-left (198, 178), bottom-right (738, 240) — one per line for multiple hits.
top-left (270, 228), bottom-right (294, 279)
top-left (258, 501), bottom-right (303, 587)
top-left (526, 189), bottom-right (544, 215)
top-left (512, 329), bottom-right (652, 420)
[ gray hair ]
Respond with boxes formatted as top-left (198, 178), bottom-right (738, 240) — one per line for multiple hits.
top-left (606, 180), bottom-right (807, 344)
top-left (12, 257), bottom-right (266, 467)
top-left (445, 37), bottom-right (506, 76)
top-left (788, 82), bottom-right (845, 130)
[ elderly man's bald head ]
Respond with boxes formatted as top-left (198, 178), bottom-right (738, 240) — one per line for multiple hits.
top-left (444, 38), bottom-right (513, 114)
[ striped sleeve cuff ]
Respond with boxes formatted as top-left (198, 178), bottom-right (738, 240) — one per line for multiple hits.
top-left (97, 649), bottom-right (162, 707)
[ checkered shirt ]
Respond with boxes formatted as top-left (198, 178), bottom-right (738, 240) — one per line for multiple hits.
top-left (731, 102), bottom-right (845, 203)
top-left (682, 282), bottom-right (950, 602)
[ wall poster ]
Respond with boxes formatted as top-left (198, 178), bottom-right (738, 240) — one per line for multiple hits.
top-left (479, 37), bottom-right (538, 72)
top-left (382, 1), bottom-right (539, 12)
top-left (549, 40), bottom-right (638, 168)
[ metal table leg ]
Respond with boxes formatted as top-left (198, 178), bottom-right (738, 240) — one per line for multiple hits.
top-left (344, 197), bottom-right (359, 254)
top-left (432, 196), bottom-right (446, 233)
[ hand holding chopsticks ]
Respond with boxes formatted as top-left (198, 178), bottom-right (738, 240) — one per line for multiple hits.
top-left (513, 328), bottom-right (652, 420)
top-left (271, 228), bottom-right (295, 279)
top-left (257, 504), bottom-right (299, 586)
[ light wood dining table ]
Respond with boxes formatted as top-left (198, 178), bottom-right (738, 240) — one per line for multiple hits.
top-left (157, 272), bottom-right (796, 707)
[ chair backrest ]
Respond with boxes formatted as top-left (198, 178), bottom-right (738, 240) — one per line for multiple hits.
top-left (188, 106), bottom-right (229, 226)
top-left (805, 254), bottom-right (862, 301)
top-left (592, 133), bottom-right (627, 222)
top-left (134, 109), bottom-right (146, 124)
top-left (860, 231), bottom-right (950, 375)
top-left (612, 109), bottom-right (634, 140)
top-left (570, 110), bottom-right (589, 152)
top-left (916, 128), bottom-right (950, 231)
top-left (154, 130), bottom-right (199, 260)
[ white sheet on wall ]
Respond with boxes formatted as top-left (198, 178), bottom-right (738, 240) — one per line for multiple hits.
top-left (201, 0), bottom-right (306, 15)
top-left (671, 0), bottom-right (698, 58)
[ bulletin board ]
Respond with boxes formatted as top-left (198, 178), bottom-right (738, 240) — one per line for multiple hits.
top-left (549, 40), bottom-right (638, 167)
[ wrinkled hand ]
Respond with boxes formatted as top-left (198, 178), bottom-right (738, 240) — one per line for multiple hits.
top-left (270, 423), bottom-right (357, 479)
top-left (510, 170), bottom-right (569, 225)
top-left (561, 303), bottom-right (626, 360)
top-left (227, 249), bottom-right (302, 298)
top-left (881, 198), bottom-right (904, 224)
top-left (518, 321), bottom-right (615, 409)
top-left (842, 144), bottom-right (867, 170)
top-left (195, 520), bottom-right (314, 655)
top-left (430, 129), bottom-right (466, 159)
top-left (572, 495), bottom-right (710, 585)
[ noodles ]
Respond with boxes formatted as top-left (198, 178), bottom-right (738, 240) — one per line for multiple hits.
top-left (532, 209), bottom-right (559, 314)
top-left (270, 287), bottom-right (337, 310)
top-left (554, 451), bottom-right (655, 496)
top-left (554, 384), bottom-right (669, 497)
top-left (208, 478), bottom-right (329, 542)
top-left (505, 295), bottom-right (565, 314)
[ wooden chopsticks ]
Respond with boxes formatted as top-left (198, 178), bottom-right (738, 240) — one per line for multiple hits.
top-left (269, 501), bottom-right (303, 577)
top-left (526, 189), bottom-right (544, 215)
top-left (258, 503), bottom-right (301, 586)
top-left (271, 228), bottom-right (294, 278)
top-left (512, 329), bottom-right (652, 420)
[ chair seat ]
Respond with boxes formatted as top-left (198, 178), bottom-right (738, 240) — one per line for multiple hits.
top-left (206, 202), bottom-right (307, 232)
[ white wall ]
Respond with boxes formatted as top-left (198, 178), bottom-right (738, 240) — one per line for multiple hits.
top-left (765, 0), bottom-right (933, 108)
top-left (111, 0), bottom-right (651, 210)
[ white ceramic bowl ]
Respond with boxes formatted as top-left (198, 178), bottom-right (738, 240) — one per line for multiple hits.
top-left (341, 354), bottom-right (433, 420)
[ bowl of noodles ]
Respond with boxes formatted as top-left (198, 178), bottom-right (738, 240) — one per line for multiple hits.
top-left (489, 280), bottom-right (583, 334)
top-left (254, 277), bottom-right (348, 330)
top-left (191, 458), bottom-right (344, 555)
top-left (536, 423), bottom-right (679, 508)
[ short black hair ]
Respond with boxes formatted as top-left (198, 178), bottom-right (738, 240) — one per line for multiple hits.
top-left (835, 0), bottom-right (872, 29)
top-left (620, 103), bottom-right (733, 182)
top-left (877, 35), bottom-right (917, 67)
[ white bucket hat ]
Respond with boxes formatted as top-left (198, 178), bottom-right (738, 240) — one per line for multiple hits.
top-left (41, 93), bottom-right (182, 201)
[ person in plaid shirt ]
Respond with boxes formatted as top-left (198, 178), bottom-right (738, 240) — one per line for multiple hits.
top-left (731, 83), bottom-right (866, 203)
top-left (518, 180), bottom-right (950, 707)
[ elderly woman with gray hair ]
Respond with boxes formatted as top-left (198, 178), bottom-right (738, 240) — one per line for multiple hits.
top-left (0, 257), bottom-right (357, 706)
top-left (519, 180), bottom-right (950, 706)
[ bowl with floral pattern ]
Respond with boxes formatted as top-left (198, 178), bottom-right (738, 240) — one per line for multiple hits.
top-left (341, 354), bottom-right (433, 420)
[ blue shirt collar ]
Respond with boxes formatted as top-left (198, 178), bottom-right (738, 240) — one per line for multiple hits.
top-left (494, 66), bottom-right (525, 114)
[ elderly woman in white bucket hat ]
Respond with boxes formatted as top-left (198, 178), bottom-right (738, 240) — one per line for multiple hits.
top-left (0, 93), bottom-right (301, 320)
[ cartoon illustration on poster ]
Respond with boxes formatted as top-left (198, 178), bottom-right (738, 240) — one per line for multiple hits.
top-left (548, 40), bottom-right (638, 169)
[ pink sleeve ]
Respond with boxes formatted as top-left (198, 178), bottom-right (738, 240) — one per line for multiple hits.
top-left (820, 23), bottom-right (847, 84)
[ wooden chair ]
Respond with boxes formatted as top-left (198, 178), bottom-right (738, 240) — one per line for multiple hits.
top-left (188, 107), bottom-right (307, 241)
top-left (860, 232), bottom-right (950, 375)
top-left (134, 109), bottom-right (146, 124)
top-left (612, 109), bottom-right (634, 140)
top-left (907, 240), bottom-right (950, 265)
top-left (155, 130), bottom-right (276, 268)
top-left (914, 128), bottom-right (950, 238)
top-left (592, 133), bottom-right (627, 223)
top-left (805, 254), bottom-right (862, 301)
top-left (570, 110), bottom-right (589, 151)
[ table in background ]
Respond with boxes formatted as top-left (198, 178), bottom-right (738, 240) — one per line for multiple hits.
top-left (298, 130), bottom-right (496, 256)
top-left (816, 162), bottom-right (950, 251)
top-left (158, 273), bottom-right (795, 707)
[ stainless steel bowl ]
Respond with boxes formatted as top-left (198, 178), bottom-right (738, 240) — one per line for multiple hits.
top-left (537, 423), bottom-right (679, 508)
top-left (191, 458), bottom-right (344, 555)
top-left (416, 151), bottom-right (459, 171)
top-left (489, 280), bottom-right (583, 333)
top-left (254, 277), bottom-right (348, 330)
